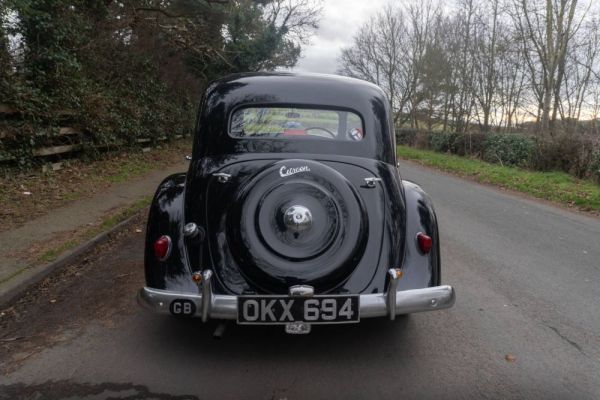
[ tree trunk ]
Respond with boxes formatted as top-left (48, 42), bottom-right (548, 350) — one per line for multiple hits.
top-left (541, 0), bottom-right (554, 136)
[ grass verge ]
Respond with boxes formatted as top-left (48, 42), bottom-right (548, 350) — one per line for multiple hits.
top-left (37, 196), bottom-right (151, 264)
top-left (0, 138), bottom-right (190, 232)
top-left (397, 145), bottom-right (600, 213)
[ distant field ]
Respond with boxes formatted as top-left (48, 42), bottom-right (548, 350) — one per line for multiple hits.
top-left (397, 146), bottom-right (600, 213)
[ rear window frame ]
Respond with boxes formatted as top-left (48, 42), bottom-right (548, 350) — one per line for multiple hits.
top-left (227, 104), bottom-right (366, 141)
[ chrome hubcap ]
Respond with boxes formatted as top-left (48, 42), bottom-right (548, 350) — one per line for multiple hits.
top-left (283, 205), bottom-right (312, 233)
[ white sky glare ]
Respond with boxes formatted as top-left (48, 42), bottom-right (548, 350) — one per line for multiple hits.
top-left (292, 0), bottom-right (388, 74)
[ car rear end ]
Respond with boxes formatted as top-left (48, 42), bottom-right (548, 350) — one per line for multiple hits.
top-left (138, 73), bottom-right (455, 334)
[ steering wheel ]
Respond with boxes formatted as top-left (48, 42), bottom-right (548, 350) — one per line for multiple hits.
top-left (305, 127), bottom-right (336, 138)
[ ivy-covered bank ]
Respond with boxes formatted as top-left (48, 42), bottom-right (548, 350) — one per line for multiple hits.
top-left (0, 0), bottom-right (319, 168)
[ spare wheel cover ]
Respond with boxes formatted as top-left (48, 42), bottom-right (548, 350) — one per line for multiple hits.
top-left (228, 159), bottom-right (368, 292)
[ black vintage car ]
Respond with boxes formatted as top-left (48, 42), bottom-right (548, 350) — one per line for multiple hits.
top-left (138, 73), bottom-right (455, 334)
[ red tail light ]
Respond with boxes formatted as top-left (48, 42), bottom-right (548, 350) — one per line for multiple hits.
top-left (416, 232), bottom-right (432, 254)
top-left (154, 235), bottom-right (172, 261)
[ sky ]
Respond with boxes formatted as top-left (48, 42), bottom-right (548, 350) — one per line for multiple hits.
top-left (292, 0), bottom-right (388, 74)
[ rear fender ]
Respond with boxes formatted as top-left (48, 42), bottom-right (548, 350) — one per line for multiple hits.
top-left (144, 173), bottom-right (196, 292)
top-left (399, 180), bottom-right (441, 289)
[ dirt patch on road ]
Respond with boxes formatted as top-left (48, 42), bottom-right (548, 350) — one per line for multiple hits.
top-left (0, 213), bottom-right (146, 374)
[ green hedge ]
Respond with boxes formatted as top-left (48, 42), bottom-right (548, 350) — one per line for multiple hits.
top-left (428, 131), bottom-right (459, 153)
top-left (397, 129), bottom-right (600, 183)
top-left (483, 133), bottom-right (535, 167)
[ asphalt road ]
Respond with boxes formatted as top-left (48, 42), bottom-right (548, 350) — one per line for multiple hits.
top-left (1, 161), bottom-right (599, 399)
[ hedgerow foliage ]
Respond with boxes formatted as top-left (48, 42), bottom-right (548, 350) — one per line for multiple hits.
top-left (399, 130), bottom-right (600, 182)
top-left (483, 134), bottom-right (535, 167)
top-left (0, 0), bottom-right (318, 168)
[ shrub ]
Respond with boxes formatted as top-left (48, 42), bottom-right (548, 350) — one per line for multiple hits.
top-left (530, 135), bottom-right (597, 178)
top-left (569, 137), bottom-right (600, 179)
top-left (428, 131), bottom-right (460, 153)
top-left (532, 136), bottom-right (569, 172)
top-left (426, 131), bottom-right (486, 157)
top-left (470, 133), bottom-right (488, 157)
top-left (451, 132), bottom-right (486, 157)
top-left (483, 133), bottom-right (535, 167)
top-left (590, 148), bottom-right (600, 183)
top-left (414, 130), bottom-right (430, 149)
top-left (396, 128), bottom-right (418, 146)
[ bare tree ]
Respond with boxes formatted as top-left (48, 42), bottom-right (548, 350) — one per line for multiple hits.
top-left (562, 15), bottom-right (599, 124)
top-left (451, 0), bottom-right (477, 133)
top-left (496, 35), bottom-right (527, 131)
top-left (511, 0), bottom-right (583, 135)
top-left (338, 5), bottom-right (416, 124)
top-left (264, 0), bottom-right (322, 44)
top-left (472, 0), bottom-right (502, 132)
top-left (338, 0), bottom-right (598, 137)
top-left (339, 6), bottom-right (406, 118)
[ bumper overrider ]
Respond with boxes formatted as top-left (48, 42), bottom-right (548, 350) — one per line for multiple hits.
top-left (138, 269), bottom-right (455, 328)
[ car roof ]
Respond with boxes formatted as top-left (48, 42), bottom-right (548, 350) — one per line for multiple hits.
top-left (210, 71), bottom-right (384, 93)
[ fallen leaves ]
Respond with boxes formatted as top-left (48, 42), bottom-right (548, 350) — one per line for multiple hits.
top-left (505, 353), bottom-right (516, 362)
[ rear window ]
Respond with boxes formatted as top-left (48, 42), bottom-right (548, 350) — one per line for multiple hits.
top-left (229, 107), bottom-right (364, 141)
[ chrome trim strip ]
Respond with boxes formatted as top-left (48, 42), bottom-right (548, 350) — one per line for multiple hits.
top-left (386, 269), bottom-right (399, 320)
top-left (201, 269), bottom-right (213, 322)
top-left (289, 285), bottom-right (314, 297)
top-left (212, 172), bottom-right (231, 183)
top-left (183, 222), bottom-right (199, 238)
top-left (363, 177), bottom-right (382, 188)
top-left (138, 285), bottom-right (455, 321)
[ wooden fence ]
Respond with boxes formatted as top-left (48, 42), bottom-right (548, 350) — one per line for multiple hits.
top-left (0, 104), bottom-right (188, 165)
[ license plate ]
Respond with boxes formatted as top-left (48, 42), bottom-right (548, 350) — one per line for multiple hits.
top-left (237, 295), bottom-right (359, 324)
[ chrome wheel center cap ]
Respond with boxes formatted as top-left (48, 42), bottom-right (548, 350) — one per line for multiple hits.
top-left (284, 205), bottom-right (312, 233)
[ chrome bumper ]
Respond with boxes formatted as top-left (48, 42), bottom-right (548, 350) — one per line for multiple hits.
top-left (138, 281), bottom-right (455, 321)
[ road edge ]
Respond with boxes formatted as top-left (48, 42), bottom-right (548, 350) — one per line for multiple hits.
top-left (398, 157), bottom-right (600, 220)
top-left (0, 211), bottom-right (143, 307)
